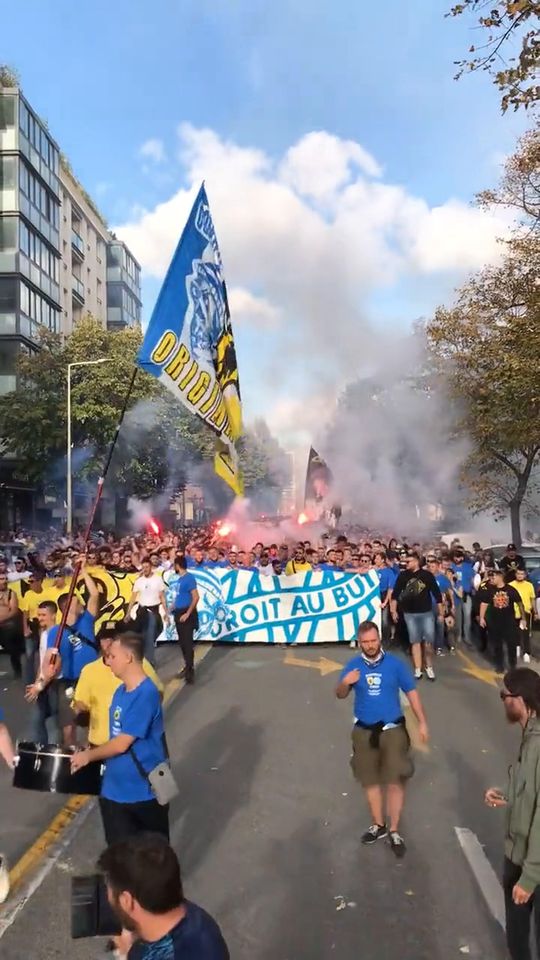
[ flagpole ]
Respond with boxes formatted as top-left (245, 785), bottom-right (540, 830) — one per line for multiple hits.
top-left (52, 368), bottom-right (139, 654)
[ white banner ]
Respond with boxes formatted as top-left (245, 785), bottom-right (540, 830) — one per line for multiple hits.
top-left (159, 568), bottom-right (381, 644)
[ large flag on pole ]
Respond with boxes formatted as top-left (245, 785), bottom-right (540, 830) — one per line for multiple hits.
top-left (304, 447), bottom-right (332, 506)
top-left (137, 184), bottom-right (243, 495)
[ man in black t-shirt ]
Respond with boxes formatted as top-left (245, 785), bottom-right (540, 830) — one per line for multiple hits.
top-left (98, 834), bottom-right (229, 960)
top-left (479, 569), bottom-right (526, 674)
top-left (390, 553), bottom-right (443, 682)
top-left (499, 543), bottom-right (526, 583)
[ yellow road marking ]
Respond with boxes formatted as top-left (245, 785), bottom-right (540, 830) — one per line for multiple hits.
top-left (283, 650), bottom-right (343, 676)
top-left (457, 649), bottom-right (498, 688)
top-left (8, 795), bottom-right (89, 892)
top-left (8, 642), bottom-right (213, 896)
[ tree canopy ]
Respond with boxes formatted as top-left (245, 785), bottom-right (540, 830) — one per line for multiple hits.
top-left (449, 1), bottom-right (540, 111)
top-left (0, 316), bottom-right (288, 510)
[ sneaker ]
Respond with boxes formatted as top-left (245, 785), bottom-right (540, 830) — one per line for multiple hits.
top-left (361, 824), bottom-right (388, 845)
top-left (389, 831), bottom-right (406, 858)
top-left (185, 669), bottom-right (195, 685)
top-left (414, 668), bottom-right (423, 680)
top-left (436, 649), bottom-right (445, 657)
top-left (349, 640), bottom-right (357, 649)
top-left (425, 666), bottom-right (436, 681)
top-left (523, 653), bottom-right (531, 664)
top-left (0, 854), bottom-right (9, 904)
top-left (448, 645), bottom-right (456, 655)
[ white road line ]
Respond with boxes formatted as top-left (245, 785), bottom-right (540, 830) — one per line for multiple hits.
top-left (455, 827), bottom-right (505, 931)
top-left (0, 798), bottom-right (95, 939)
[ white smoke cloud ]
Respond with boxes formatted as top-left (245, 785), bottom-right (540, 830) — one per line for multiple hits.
top-left (116, 125), bottom-right (510, 530)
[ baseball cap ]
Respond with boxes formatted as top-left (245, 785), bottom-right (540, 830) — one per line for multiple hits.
top-left (507, 543), bottom-right (516, 550)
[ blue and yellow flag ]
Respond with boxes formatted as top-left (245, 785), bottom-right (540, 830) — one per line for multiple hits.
top-left (137, 184), bottom-right (243, 495)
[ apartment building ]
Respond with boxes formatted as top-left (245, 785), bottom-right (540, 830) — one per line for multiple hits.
top-left (0, 79), bottom-right (142, 526)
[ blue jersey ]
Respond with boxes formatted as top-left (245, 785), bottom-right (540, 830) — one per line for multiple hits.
top-left (47, 611), bottom-right (97, 680)
top-left (339, 652), bottom-right (415, 725)
top-left (101, 677), bottom-right (166, 804)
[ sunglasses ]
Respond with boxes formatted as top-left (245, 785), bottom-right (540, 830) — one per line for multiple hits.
top-left (360, 557), bottom-right (371, 563)
top-left (500, 691), bottom-right (518, 701)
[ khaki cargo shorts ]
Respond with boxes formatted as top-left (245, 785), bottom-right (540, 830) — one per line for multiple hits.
top-left (350, 724), bottom-right (414, 787)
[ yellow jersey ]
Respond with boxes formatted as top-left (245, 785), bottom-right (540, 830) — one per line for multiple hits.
top-left (19, 587), bottom-right (48, 623)
top-left (284, 560), bottom-right (312, 576)
top-left (73, 658), bottom-right (164, 746)
top-left (511, 578), bottom-right (536, 616)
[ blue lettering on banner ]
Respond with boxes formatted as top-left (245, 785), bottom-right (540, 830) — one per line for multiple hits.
top-left (156, 568), bottom-right (380, 646)
top-left (199, 570), bottom-right (380, 645)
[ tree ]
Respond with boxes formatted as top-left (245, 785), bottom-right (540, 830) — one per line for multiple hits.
top-left (426, 234), bottom-right (540, 545)
top-left (477, 124), bottom-right (540, 228)
top-left (239, 418), bottom-right (291, 511)
top-left (449, 1), bottom-right (540, 111)
top-left (0, 314), bottom-right (286, 511)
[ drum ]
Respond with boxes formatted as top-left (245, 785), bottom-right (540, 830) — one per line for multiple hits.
top-left (13, 742), bottom-right (103, 796)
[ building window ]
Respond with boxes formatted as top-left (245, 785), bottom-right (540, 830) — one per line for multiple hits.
top-left (0, 276), bottom-right (16, 309)
top-left (0, 93), bottom-right (16, 131)
top-left (19, 278), bottom-right (59, 332)
top-left (19, 100), bottom-right (30, 138)
top-left (0, 218), bottom-right (17, 253)
top-left (0, 340), bottom-right (18, 395)
top-left (0, 155), bottom-right (17, 209)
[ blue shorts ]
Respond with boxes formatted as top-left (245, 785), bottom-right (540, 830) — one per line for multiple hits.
top-left (404, 611), bottom-right (435, 646)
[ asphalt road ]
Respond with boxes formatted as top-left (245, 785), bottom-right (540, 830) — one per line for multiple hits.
top-left (0, 641), bottom-right (528, 959)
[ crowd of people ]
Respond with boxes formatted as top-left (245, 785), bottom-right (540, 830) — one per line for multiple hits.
top-left (0, 524), bottom-right (539, 957)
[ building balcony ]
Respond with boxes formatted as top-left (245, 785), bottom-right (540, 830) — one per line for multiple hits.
top-left (72, 275), bottom-right (85, 304)
top-left (71, 229), bottom-right (85, 260)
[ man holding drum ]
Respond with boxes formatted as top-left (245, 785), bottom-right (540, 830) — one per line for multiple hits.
top-left (71, 631), bottom-right (171, 845)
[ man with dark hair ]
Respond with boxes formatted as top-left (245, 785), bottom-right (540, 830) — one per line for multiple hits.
top-left (125, 559), bottom-right (167, 667)
top-left (390, 552), bottom-right (444, 681)
top-left (26, 559), bottom-right (99, 747)
top-left (71, 631), bottom-right (169, 844)
top-left (500, 543), bottom-right (526, 581)
top-left (336, 621), bottom-right (429, 857)
top-left (485, 668), bottom-right (540, 960)
top-left (479, 569), bottom-right (526, 674)
top-left (98, 834), bottom-right (229, 959)
top-left (168, 555), bottom-right (199, 684)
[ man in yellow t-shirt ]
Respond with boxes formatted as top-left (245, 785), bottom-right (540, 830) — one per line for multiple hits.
top-left (285, 544), bottom-right (313, 577)
top-left (19, 571), bottom-right (47, 683)
top-left (72, 627), bottom-right (163, 746)
top-left (511, 569), bottom-right (538, 664)
top-left (41, 568), bottom-right (83, 621)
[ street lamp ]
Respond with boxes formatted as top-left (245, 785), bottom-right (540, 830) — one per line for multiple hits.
top-left (67, 358), bottom-right (113, 537)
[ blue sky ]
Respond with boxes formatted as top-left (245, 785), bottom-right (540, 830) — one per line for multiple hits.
top-left (3, 0), bottom-right (527, 440)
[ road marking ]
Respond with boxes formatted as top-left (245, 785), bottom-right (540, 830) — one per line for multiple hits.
top-left (3, 641), bottom-right (213, 916)
top-left (455, 827), bottom-right (505, 931)
top-left (283, 650), bottom-right (343, 676)
top-left (0, 795), bottom-right (95, 938)
top-left (457, 650), bottom-right (498, 688)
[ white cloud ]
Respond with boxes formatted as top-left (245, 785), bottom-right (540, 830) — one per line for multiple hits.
top-left (139, 138), bottom-right (167, 164)
top-left (116, 124), bottom-right (509, 434)
top-left (279, 130), bottom-right (382, 204)
top-left (227, 287), bottom-right (281, 328)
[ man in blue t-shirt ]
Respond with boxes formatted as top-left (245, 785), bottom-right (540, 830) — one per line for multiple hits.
top-left (98, 834), bottom-right (229, 960)
top-left (168, 555), bottom-right (199, 684)
top-left (451, 550), bottom-right (475, 646)
top-left (336, 620), bottom-right (429, 858)
top-left (28, 559), bottom-right (100, 747)
top-left (71, 631), bottom-right (169, 845)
